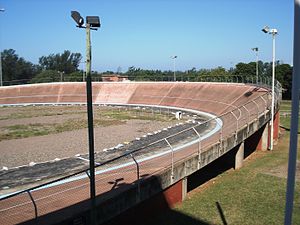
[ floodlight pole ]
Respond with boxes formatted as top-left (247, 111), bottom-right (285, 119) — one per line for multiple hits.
top-left (284, 1), bottom-right (300, 224)
top-left (171, 56), bottom-right (177, 81)
top-left (0, 51), bottom-right (2, 86)
top-left (270, 32), bottom-right (276, 151)
top-left (0, 8), bottom-right (4, 86)
top-left (85, 23), bottom-right (96, 225)
top-left (255, 49), bottom-right (259, 84)
top-left (173, 57), bottom-right (176, 81)
top-left (251, 48), bottom-right (259, 84)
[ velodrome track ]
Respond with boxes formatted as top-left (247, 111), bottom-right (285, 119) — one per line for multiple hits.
top-left (0, 82), bottom-right (272, 225)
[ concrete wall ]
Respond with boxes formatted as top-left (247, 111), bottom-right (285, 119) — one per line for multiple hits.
top-left (0, 82), bottom-right (268, 116)
top-left (0, 82), bottom-right (280, 225)
top-left (26, 107), bottom-right (274, 225)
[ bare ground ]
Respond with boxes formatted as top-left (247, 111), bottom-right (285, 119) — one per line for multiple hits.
top-left (264, 160), bottom-right (300, 181)
top-left (0, 106), bottom-right (177, 168)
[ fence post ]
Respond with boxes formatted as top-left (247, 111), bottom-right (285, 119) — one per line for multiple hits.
top-left (27, 190), bottom-right (38, 224)
top-left (216, 118), bottom-right (223, 156)
top-left (252, 99), bottom-right (260, 118)
top-left (260, 95), bottom-right (268, 119)
top-left (242, 105), bottom-right (250, 133)
top-left (130, 154), bottom-right (140, 202)
top-left (231, 111), bottom-right (239, 143)
top-left (192, 127), bottom-right (202, 169)
top-left (165, 138), bottom-right (174, 183)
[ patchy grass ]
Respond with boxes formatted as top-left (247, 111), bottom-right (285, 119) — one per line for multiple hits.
top-left (280, 100), bottom-right (292, 111)
top-left (149, 131), bottom-right (300, 225)
top-left (0, 119), bottom-right (125, 141)
top-left (280, 100), bottom-right (300, 130)
top-left (0, 106), bottom-right (175, 141)
top-left (0, 124), bottom-right (52, 140)
top-left (0, 106), bottom-right (85, 120)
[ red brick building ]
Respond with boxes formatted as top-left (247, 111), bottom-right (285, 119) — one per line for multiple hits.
top-left (101, 74), bottom-right (129, 82)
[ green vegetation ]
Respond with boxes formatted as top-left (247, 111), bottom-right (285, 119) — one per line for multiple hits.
top-left (0, 106), bottom-right (85, 120)
top-left (0, 106), bottom-right (175, 141)
top-left (0, 119), bottom-right (124, 141)
top-left (281, 100), bottom-right (292, 111)
top-left (280, 100), bottom-right (300, 130)
top-left (1, 49), bottom-right (293, 99)
top-left (149, 132), bottom-right (300, 225)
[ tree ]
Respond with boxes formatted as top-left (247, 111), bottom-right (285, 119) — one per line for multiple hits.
top-left (39, 50), bottom-right (82, 74)
top-left (234, 62), bottom-right (256, 76)
top-left (65, 71), bottom-right (84, 82)
top-left (275, 64), bottom-right (292, 99)
top-left (30, 70), bottom-right (60, 83)
top-left (1, 49), bottom-right (38, 84)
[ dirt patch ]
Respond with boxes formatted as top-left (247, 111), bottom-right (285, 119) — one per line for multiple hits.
top-left (0, 113), bottom-right (85, 127)
top-left (0, 105), bottom-right (180, 168)
top-left (0, 119), bottom-right (177, 168)
top-left (263, 161), bottom-right (300, 181)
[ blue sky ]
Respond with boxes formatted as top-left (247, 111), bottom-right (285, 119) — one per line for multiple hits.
top-left (0, 0), bottom-right (294, 72)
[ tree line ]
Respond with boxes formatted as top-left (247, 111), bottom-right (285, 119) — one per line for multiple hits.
top-left (1, 49), bottom-right (292, 99)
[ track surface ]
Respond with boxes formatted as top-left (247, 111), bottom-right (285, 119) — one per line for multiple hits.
top-left (0, 82), bottom-right (270, 224)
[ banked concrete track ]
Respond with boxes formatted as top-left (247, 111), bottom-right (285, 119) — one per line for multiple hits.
top-left (0, 82), bottom-right (276, 225)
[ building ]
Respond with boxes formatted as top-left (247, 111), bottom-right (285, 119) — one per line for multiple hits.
top-left (101, 74), bottom-right (129, 82)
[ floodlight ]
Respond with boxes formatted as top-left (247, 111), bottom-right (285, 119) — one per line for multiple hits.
top-left (262, 26), bottom-right (270, 33)
top-left (86, 16), bottom-right (100, 28)
top-left (261, 25), bottom-right (278, 151)
top-left (71, 11), bottom-right (84, 27)
top-left (252, 47), bottom-right (258, 51)
top-left (271, 29), bottom-right (278, 34)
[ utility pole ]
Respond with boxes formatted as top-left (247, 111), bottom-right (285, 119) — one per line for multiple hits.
top-left (262, 25), bottom-right (278, 151)
top-left (284, 1), bottom-right (300, 224)
top-left (71, 11), bottom-right (100, 225)
top-left (251, 47), bottom-right (259, 84)
top-left (171, 55), bottom-right (177, 81)
top-left (0, 8), bottom-right (5, 86)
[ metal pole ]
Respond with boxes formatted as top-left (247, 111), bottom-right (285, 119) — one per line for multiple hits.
top-left (270, 33), bottom-right (276, 150)
top-left (0, 9), bottom-right (4, 86)
top-left (86, 23), bottom-right (96, 225)
top-left (131, 154), bottom-right (141, 202)
top-left (284, 1), bottom-right (300, 224)
top-left (173, 57), bottom-right (176, 81)
top-left (82, 61), bottom-right (85, 82)
top-left (256, 50), bottom-right (259, 84)
top-left (0, 51), bottom-right (2, 86)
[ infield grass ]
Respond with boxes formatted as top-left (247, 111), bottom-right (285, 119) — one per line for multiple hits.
top-left (0, 106), bottom-right (175, 141)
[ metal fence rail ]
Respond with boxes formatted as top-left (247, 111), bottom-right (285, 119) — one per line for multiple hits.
top-left (1, 75), bottom-right (271, 86)
top-left (0, 78), bottom-right (281, 225)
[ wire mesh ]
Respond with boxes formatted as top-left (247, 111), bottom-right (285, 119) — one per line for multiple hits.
top-left (0, 79), bottom-right (278, 224)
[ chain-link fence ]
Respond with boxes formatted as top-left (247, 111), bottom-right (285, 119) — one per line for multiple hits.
top-left (0, 78), bottom-right (281, 225)
top-left (2, 75), bottom-right (272, 86)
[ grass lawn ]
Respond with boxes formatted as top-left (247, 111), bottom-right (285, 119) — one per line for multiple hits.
top-left (280, 100), bottom-right (300, 130)
top-left (280, 100), bottom-right (292, 111)
top-left (148, 130), bottom-right (300, 225)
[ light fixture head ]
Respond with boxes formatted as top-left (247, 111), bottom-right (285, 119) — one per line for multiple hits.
top-left (251, 47), bottom-right (258, 52)
top-left (262, 25), bottom-right (270, 33)
top-left (86, 16), bottom-right (101, 28)
top-left (270, 28), bottom-right (278, 35)
top-left (71, 11), bottom-right (84, 27)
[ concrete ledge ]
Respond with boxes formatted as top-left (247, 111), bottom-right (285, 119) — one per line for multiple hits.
top-left (25, 109), bottom-right (272, 225)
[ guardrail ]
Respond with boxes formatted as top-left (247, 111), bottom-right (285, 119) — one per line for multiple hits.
top-left (2, 75), bottom-right (272, 86)
top-left (0, 78), bottom-right (281, 225)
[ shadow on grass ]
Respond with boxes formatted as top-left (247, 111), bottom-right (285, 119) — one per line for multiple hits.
top-left (216, 202), bottom-right (228, 225)
top-left (280, 125), bottom-right (300, 134)
top-left (144, 209), bottom-right (212, 225)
